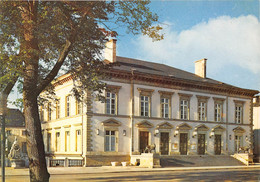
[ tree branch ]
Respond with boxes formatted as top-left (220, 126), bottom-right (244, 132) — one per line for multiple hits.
top-left (36, 38), bottom-right (73, 95)
top-left (3, 76), bottom-right (18, 96)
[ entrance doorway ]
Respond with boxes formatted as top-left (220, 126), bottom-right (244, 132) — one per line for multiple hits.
top-left (139, 131), bottom-right (149, 153)
top-left (160, 132), bottom-right (169, 155)
top-left (214, 134), bottom-right (221, 155)
top-left (180, 133), bottom-right (188, 155)
top-left (198, 134), bottom-right (205, 155)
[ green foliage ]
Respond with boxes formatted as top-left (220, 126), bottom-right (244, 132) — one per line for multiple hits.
top-left (0, 0), bottom-right (162, 102)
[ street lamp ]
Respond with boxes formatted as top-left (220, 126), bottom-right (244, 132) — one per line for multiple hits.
top-left (0, 92), bottom-right (7, 182)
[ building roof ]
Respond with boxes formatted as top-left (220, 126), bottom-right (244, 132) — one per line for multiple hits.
top-left (107, 56), bottom-right (258, 97)
top-left (4, 108), bottom-right (25, 128)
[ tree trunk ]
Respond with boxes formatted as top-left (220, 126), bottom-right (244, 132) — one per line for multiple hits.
top-left (20, 1), bottom-right (50, 181)
top-left (24, 91), bottom-right (50, 182)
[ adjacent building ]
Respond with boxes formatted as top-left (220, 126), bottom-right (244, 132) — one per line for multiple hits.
top-left (41, 40), bottom-right (259, 166)
top-left (253, 96), bottom-right (260, 162)
top-left (0, 108), bottom-right (27, 157)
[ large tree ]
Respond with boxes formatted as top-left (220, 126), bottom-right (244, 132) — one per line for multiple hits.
top-left (0, 1), bottom-right (162, 181)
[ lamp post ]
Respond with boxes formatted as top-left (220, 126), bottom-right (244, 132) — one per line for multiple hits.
top-left (0, 93), bottom-right (7, 182)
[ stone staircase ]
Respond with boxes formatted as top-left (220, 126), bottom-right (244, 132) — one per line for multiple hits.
top-left (160, 155), bottom-right (245, 167)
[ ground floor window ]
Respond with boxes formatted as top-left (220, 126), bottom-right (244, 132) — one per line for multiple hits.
top-left (75, 129), bottom-right (81, 152)
top-left (235, 135), bottom-right (243, 152)
top-left (105, 130), bottom-right (116, 151)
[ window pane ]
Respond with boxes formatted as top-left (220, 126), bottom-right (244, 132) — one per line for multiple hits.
top-left (111, 136), bottom-right (115, 151)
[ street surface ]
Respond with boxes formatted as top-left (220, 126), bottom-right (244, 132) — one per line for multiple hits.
top-left (4, 168), bottom-right (260, 182)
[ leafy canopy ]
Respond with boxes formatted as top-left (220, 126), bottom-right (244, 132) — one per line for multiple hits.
top-left (0, 1), bottom-right (163, 102)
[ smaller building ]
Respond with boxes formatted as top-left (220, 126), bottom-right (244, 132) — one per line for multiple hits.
top-left (0, 109), bottom-right (27, 160)
top-left (253, 96), bottom-right (260, 162)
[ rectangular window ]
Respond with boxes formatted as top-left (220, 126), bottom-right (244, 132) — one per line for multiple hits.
top-left (198, 101), bottom-right (207, 121)
top-left (66, 95), bottom-right (71, 117)
top-left (56, 99), bottom-right (60, 119)
top-left (141, 95), bottom-right (149, 117)
top-left (47, 132), bottom-right (51, 152)
top-left (47, 102), bottom-right (52, 121)
top-left (106, 92), bottom-right (116, 115)
top-left (76, 100), bottom-right (82, 115)
top-left (65, 131), bottom-right (70, 152)
top-left (75, 129), bottom-right (81, 152)
top-left (161, 98), bottom-right (169, 118)
top-left (55, 132), bottom-right (60, 152)
top-left (215, 103), bottom-right (223, 122)
top-left (105, 130), bottom-right (116, 151)
top-left (22, 130), bottom-right (26, 136)
top-left (22, 142), bottom-right (27, 153)
top-left (235, 135), bottom-right (243, 152)
top-left (235, 105), bottom-right (243, 124)
top-left (180, 99), bottom-right (189, 120)
top-left (39, 106), bottom-right (44, 121)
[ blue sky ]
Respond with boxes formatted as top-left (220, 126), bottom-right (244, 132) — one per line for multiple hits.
top-left (8, 0), bottom-right (260, 107)
top-left (116, 0), bottom-right (260, 92)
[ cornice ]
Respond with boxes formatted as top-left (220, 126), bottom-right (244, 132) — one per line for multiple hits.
top-left (104, 69), bottom-right (258, 97)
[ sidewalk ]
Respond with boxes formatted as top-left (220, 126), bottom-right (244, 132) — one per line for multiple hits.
top-left (2, 164), bottom-right (260, 176)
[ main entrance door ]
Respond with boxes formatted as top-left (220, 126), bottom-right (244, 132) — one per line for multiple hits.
top-left (160, 132), bottom-right (169, 155)
top-left (214, 134), bottom-right (221, 155)
top-left (180, 133), bottom-right (188, 155)
top-left (139, 131), bottom-right (149, 153)
top-left (198, 134), bottom-right (205, 155)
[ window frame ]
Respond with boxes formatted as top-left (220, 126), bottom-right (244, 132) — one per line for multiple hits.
top-left (178, 93), bottom-right (192, 120)
top-left (137, 88), bottom-right (154, 117)
top-left (213, 97), bottom-right (225, 122)
top-left (104, 130), bottom-right (117, 152)
top-left (76, 99), bottom-right (83, 115)
top-left (234, 100), bottom-right (245, 124)
top-left (55, 131), bottom-right (61, 152)
top-left (47, 102), bottom-right (52, 121)
top-left (158, 91), bottom-right (174, 119)
top-left (47, 131), bottom-right (52, 152)
top-left (56, 99), bottom-right (60, 119)
top-left (105, 85), bottom-right (121, 115)
top-left (196, 95), bottom-right (209, 121)
top-left (65, 95), bottom-right (71, 117)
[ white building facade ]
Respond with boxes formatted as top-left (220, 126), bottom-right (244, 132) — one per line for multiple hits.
top-left (41, 41), bottom-right (258, 166)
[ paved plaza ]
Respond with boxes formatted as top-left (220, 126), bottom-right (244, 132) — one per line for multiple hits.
top-left (1, 165), bottom-right (260, 182)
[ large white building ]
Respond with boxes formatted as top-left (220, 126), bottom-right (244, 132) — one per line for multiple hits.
top-left (40, 40), bottom-right (259, 166)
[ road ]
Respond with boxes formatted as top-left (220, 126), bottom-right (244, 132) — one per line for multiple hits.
top-left (5, 168), bottom-right (260, 182)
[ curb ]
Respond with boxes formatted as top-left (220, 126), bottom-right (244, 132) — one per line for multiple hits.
top-left (1, 165), bottom-right (260, 176)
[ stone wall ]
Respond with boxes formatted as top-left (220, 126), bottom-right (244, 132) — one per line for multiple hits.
top-left (85, 155), bottom-right (130, 166)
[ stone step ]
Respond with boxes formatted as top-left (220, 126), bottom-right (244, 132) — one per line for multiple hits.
top-left (160, 155), bottom-right (245, 167)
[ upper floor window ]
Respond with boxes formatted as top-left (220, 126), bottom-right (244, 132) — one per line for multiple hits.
top-left (138, 88), bottom-right (154, 117)
top-left (196, 95), bottom-right (209, 121)
top-left (159, 91), bottom-right (174, 118)
top-left (76, 100), bottom-right (82, 115)
top-left (106, 92), bottom-right (116, 115)
top-left (56, 99), bottom-right (60, 119)
top-left (65, 95), bottom-right (71, 117)
top-left (234, 100), bottom-right (244, 124)
top-left (141, 95), bottom-right (149, 117)
top-left (105, 85), bottom-right (121, 115)
top-left (214, 98), bottom-right (225, 122)
top-left (47, 102), bottom-right (52, 121)
top-left (179, 93), bottom-right (192, 120)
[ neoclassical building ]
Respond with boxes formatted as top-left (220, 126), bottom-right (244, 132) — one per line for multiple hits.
top-left (40, 40), bottom-right (258, 166)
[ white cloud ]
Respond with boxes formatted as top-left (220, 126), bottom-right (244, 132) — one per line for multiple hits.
top-left (135, 15), bottom-right (260, 76)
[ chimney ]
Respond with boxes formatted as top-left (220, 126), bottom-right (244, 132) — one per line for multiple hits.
top-left (104, 39), bottom-right (117, 63)
top-left (195, 58), bottom-right (207, 78)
